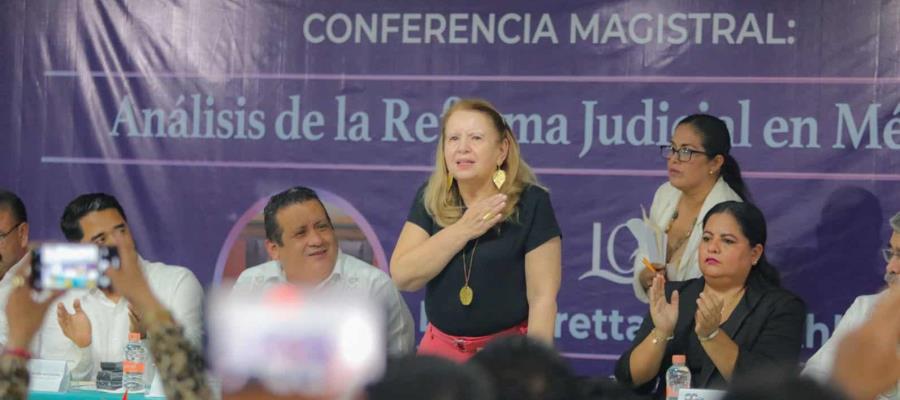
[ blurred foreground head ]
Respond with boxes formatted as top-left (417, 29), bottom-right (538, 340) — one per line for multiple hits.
top-left (723, 370), bottom-right (845, 400)
top-left (469, 335), bottom-right (579, 400)
top-left (210, 284), bottom-right (385, 399)
top-left (367, 355), bottom-right (494, 400)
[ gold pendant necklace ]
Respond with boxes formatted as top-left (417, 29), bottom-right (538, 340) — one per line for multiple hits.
top-left (459, 239), bottom-right (479, 306)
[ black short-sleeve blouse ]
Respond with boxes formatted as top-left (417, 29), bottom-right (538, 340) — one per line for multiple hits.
top-left (405, 183), bottom-right (562, 336)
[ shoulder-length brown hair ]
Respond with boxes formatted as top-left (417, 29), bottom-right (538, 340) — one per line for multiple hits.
top-left (423, 98), bottom-right (540, 227)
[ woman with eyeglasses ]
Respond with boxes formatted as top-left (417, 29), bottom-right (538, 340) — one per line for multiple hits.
top-left (632, 114), bottom-right (749, 303)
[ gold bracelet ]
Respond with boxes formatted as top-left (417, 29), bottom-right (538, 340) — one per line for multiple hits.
top-left (650, 328), bottom-right (674, 345)
top-left (698, 328), bottom-right (720, 342)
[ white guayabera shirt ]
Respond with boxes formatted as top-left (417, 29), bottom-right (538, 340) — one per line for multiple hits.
top-left (233, 250), bottom-right (416, 357)
top-left (38, 256), bottom-right (204, 381)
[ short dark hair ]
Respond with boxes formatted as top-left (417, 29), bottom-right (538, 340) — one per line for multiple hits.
top-left (576, 376), bottom-right (642, 400)
top-left (60, 193), bottom-right (127, 241)
top-left (0, 189), bottom-right (27, 224)
top-left (469, 335), bottom-right (578, 400)
top-left (367, 355), bottom-right (495, 400)
top-left (263, 186), bottom-right (331, 246)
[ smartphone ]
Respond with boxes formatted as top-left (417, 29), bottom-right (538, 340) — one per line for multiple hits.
top-left (30, 243), bottom-right (120, 290)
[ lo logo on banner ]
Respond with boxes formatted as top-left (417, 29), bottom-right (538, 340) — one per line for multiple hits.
top-left (579, 222), bottom-right (636, 285)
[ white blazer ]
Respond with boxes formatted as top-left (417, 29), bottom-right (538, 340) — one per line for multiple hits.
top-left (631, 177), bottom-right (743, 303)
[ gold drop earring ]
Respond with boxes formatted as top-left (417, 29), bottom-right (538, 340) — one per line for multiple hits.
top-left (492, 164), bottom-right (506, 190)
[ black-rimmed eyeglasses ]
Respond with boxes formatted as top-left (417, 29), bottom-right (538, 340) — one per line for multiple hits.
top-left (660, 145), bottom-right (709, 162)
top-left (0, 221), bottom-right (23, 243)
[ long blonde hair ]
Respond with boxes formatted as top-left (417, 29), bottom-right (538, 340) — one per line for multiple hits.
top-left (423, 98), bottom-right (540, 227)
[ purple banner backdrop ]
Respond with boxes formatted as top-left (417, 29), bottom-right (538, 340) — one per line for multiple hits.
top-left (2, 0), bottom-right (899, 376)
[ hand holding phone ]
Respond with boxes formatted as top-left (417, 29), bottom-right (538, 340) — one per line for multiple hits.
top-left (4, 260), bottom-right (65, 349)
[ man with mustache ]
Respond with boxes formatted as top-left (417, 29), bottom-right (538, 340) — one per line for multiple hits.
top-left (0, 189), bottom-right (30, 346)
top-left (803, 210), bottom-right (900, 399)
top-left (232, 186), bottom-right (415, 357)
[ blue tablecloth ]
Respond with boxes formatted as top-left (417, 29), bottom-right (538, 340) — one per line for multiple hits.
top-left (29, 390), bottom-right (152, 399)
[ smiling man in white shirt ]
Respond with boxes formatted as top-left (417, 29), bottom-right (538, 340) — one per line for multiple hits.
top-left (51, 193), bottom-right (204, 380)
top-left (232, 186), bottom-right (415, 357)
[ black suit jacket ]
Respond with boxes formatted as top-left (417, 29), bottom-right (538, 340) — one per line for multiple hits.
top-left (614, 275), bottom-right (806, 398)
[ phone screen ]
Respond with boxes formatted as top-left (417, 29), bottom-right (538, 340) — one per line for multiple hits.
top-left (31, 243), bottom-right (119, 290)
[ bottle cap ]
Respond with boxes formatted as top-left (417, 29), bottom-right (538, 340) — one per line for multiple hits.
top-left (128, 332), bottom-right (142, 342)
top-left (672, 354), bottom-right (686, 364)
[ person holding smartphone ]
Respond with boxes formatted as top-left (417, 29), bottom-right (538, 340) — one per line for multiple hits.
top-left (0, 241), bottom-right (210, 399)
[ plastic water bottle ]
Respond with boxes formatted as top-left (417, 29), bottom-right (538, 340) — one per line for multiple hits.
top-left (665, 354), bottom-right (691, 400)
top-left (123, 332), bottom-right (146, 391)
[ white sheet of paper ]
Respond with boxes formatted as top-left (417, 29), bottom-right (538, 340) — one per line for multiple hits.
top-left (27, 359), bottom-right (70, 392)
top-left (147, 371), bottom-right (165, 397)
top-left (677, 388), bottom-right (727, 400)
top-left (626, 218), bottom-right (667, 265)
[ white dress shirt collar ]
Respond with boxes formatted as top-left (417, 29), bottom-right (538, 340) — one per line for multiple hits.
top-left (273, 250), bottom-right (346, 290)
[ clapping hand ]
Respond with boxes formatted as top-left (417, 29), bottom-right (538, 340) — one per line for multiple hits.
top-left (57, 299), bottom-right (92, 348)
top-left (694, 291), bottom-right (724, 339)
top-left (648, 274), bottom-right (678, 337)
